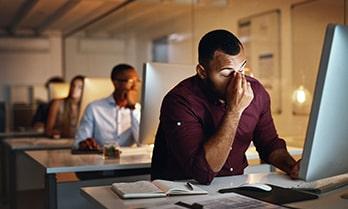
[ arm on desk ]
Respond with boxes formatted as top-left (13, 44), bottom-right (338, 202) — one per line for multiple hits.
top-left (268, 149), bottom-right (300, 179)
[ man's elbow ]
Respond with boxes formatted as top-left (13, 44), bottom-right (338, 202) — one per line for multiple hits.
top-left (193, 171), bottom-right (215, 185)
top-left (190, 165), bottom-right (216, 185)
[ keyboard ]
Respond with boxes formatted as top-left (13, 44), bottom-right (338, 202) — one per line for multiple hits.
top-left (70, 149), bottom-right (103, 154)
top-left (292, 173), bottom-right (348, 193)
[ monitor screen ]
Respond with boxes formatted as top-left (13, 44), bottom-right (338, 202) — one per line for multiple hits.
top-left (139, 62), bottom-right (195, 144)
top-left (79, 77), bottom-right (113, 123)
top-left (48, 83), bottom-right (70, 100)
top-left (299, 24), bottom-right (348, 181)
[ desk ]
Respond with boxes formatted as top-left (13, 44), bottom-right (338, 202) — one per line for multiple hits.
top-left (0, 132), bottom-right (44, 139)
top-left (2, 138), bottom-right (73, 209)
top-left (22, 145), bottom-right (302, 209)
top-left (24, 146), bottom-right (153, 209)
top-left (26, 145), bottom-right (302, 174)
top-left (81, 172), bottom-right (348, 209)
top-left (0, 132), bottom-right (45, 202)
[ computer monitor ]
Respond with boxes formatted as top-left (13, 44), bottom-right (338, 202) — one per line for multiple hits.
top-left (79, 77), bottom-right (114, 123)
top-left (299, 24), bottom-right (348, 181)
top-left (48, 83), bottom-right (70, 100)
top-left (139, 62), bottom-right (195, 144)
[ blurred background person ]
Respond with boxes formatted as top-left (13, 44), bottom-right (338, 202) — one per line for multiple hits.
top-left (75, 64), bottom-right (141, 150)
top-left (46, 75), bottom-right (85, 138)
top-left (32, 76), bottom-right (65, 132)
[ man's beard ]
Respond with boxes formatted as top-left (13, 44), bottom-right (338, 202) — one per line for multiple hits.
top-left (204, 78), bottom-right (225, 100)
top-left (113, 90), bottom-right (128, 101)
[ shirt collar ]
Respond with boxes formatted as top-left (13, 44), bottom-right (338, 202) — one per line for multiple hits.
top-left (106, 94), bottom-right (116, 106)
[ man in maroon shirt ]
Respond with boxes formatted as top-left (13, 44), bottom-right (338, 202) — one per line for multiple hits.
top-left (151, 29), bottom-right (300, 184)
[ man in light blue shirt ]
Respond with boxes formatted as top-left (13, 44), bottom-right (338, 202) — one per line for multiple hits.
top-left (75, 64), bottom-right (141, 149)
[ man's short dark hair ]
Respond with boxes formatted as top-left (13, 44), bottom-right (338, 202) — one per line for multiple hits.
top-left (198, 29), bottom-right (243, 68)
top-left (45, 76), bottom-right (65, 89)
top-left (111, 64), bottom-right (135, 81)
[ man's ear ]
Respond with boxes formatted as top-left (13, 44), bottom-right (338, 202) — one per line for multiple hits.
top-left (196, 64), bottom-right (207, 79)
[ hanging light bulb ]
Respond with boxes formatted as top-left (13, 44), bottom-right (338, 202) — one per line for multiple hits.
top-left (293, 85), bottom-right (307, 104)
top-left (292, 85), bottom-right (312, 115)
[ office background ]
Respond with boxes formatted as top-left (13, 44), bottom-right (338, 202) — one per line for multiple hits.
top-left (0, 0), bottom-right (347, 146)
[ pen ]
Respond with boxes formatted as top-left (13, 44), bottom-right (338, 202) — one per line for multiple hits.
top-left (186, 182), bottom-right (194, 191)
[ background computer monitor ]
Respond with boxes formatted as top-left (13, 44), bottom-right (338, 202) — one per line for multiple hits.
top-left (48, 83), bottom-right (70, 100)
top-left (79, 77), bottom-right (113, 123)
top-left (299, 24), bottom-right (348, 181)
top-left (139, 62), bottom-right (195, 144)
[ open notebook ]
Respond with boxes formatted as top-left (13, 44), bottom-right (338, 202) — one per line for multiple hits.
top-left (111, 180), bottom-right (208, 199)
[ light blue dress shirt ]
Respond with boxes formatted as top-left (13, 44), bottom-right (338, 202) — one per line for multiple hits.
top-left (74, 95), bottom-right (141, 148)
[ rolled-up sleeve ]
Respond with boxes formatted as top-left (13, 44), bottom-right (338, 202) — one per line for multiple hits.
top-left (252, 88), bottom-right (286, 162)
top-left (160, 93), bottom-right (217, 184)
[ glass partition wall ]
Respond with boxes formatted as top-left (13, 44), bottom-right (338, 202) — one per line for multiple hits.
top-left (290, 0), bottom-right (346, 146)
top-left (64, 0), bottom-right (347, 147)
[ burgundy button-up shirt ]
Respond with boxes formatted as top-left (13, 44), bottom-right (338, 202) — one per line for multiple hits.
top-left (151, 75), bottom-right (286, 184)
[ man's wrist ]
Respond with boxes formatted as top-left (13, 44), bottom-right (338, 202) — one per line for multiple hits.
top-left (225, 109), bottom-right (242, 118)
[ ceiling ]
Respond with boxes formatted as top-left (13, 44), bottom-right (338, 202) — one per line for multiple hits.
top-left (0, 0), bottom-right (206, 38)
top-left (0, 0), bottom-right (130, 37)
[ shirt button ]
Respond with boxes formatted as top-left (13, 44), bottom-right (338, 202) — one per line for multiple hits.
top-left (230, 167), bottom-right (234, 172)
top-left (176, 122), bottom-right (181, 126)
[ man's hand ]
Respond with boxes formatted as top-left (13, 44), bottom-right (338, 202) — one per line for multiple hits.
top-left (126, 89), bottom-right (138, 109)
top-left (225, 72), bottom-right (254, 114)
top-left (78, 138), bottom-right (99, 150)
top-left (288, 159), bottom-right (301, 179)
top-left (268, 149), bottom-right (301, 179)
top-left (204, 72), bottom-right (253, 173)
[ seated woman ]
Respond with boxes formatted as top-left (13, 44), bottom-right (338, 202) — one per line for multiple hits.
top-left (46, 75), bottom-right (85, 138)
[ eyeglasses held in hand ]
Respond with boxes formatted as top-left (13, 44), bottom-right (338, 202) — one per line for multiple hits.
top-left (219, 60), bottom-right (247, 77)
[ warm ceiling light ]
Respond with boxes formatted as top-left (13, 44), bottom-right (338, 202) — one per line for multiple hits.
top-left (292, 85), bottom-right (312, 115)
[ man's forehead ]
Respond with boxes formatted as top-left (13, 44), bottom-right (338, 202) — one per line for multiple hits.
top-left (211, 50), bottom-right (245, 66)
top-left (117, 69), bottom-right (138, 77)
top-left (213, 50), bottom-right (245, 59)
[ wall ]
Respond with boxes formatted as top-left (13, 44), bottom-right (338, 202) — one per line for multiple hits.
top-left (64, 35), bottom-right (139, 81)
top-left (292, 0), bottom-right (345, 97)
top-left (0, 34), bottom-right (63, 102)
top-left (125, 0), bottom-right (344, 146)
top-left (1, 0), bottom-right (342, 144)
